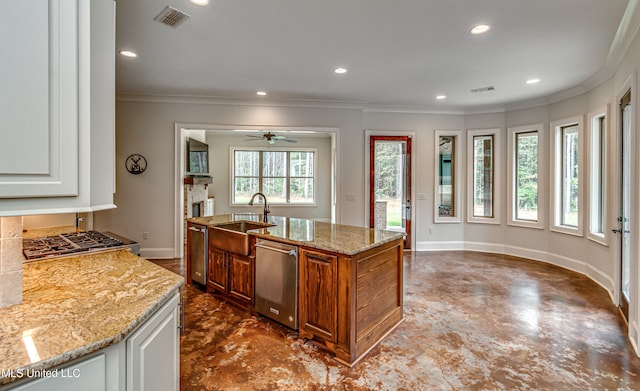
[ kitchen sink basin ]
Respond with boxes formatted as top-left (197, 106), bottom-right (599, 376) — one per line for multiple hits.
top-left (215, 221), bottom-right (272, 233)
top-left (209, 221), bottom-right (274, 255)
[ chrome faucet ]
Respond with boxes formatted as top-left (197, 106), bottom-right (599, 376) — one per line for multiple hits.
top-left (248, 192), bottom-right (270, 222)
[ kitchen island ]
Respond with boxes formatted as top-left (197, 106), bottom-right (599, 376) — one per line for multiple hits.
top-left (188, 214), bottom-right (405, 366)
top-left (0, 249), bottom-right (184, 390)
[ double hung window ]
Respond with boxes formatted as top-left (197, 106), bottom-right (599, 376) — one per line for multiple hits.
top-left (232, 148), bottom-right (316, 205)
top-left (467, 128), bottom-right (501, 224)
top-left (507, 124), bottom-right (543, 228)
top-left (588, 108), bottom-right (608, 245)
top-left (550, 116), bottom-right (583, 235)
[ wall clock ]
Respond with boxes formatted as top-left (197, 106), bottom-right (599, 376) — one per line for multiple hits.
top-left (125, 154), bottom-right (147, 174)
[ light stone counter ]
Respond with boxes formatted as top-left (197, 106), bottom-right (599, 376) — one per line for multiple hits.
top-left (188, 214), bottom-right (405, 255)
top-left (0, 249), bottom-right (184, 386)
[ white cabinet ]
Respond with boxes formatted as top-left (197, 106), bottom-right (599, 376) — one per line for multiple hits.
top-left (0, 0), bottom-right (115, 216)
top-left (127, 293), bottom-right (180, 391)
top-left (2, 293), bottom-right (180, 391)
top-left (3, 343), bottom-right (124, 391)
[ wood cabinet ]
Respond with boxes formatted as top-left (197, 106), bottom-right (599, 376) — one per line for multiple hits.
top-left (207, 246), bottom-right (228, 292)
top-left (299, 249), bottom-right (338, 342)
top-left (228, 254), bottom-right (255, 304)
top-left (206, 230), bottom-right (255, 308)
top-left (298, 238), bottom-right (404, 367)
top-left (0, 0), bottom-right (115, 216)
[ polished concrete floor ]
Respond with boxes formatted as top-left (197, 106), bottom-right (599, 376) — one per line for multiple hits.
top-left (151, 251), bottom-right (640, 390)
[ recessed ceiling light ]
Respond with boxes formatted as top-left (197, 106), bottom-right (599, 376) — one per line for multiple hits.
top-left (334, 67), bottom-right (348, 74)
top-left (188, 0), bottom-right (209, 5)
top-left (526, 78), bottom-right (541, 84)
top-left (470, 24), bottom-right (491, 35)
top-left (256, 91), bottom-right (267, 96)
top-left (436, 95), bottom-right (447, 100)
top-left (119, 50), bottom-right (137, 58)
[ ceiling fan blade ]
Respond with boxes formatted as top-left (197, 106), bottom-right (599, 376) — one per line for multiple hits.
top-left (245, 135), bottom-right (264, 139)
top-left (268, 139), bottom-right (275, 145)
top-left (244, 138), bottom-right (265, 141)
top-left (280, 138), bottom-right (298, 143)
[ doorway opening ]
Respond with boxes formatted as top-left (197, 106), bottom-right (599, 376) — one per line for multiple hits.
top-left (174, 124), bottom-right (339, 258)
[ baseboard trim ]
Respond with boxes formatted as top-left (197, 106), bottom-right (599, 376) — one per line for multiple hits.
top-left (139, 247), bottom-right (175, 259)
top-left (416, 241), bottom-right (465, 251)
top-left (416, 240), bottom-right (615, 303)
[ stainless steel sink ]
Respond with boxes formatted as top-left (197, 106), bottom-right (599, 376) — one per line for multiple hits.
top-left (209, 221), bottom-right (274, 255)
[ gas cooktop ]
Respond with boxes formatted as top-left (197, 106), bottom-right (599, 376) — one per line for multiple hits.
top-left (23, 231), bottom-right (124, 260)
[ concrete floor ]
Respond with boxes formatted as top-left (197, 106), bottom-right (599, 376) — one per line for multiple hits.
top-left (152, 251), bottom-right (640, 390)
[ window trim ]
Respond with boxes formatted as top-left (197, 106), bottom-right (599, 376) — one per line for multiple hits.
top-left (434, 130), bottom-right (462, 224)
top-left (229, 146), bottom-right (318, 206)
top-left (466, 128), bottom-right (501, 224)
top-left (507, 124), bottom-right (544, 229)
top-left (587, 106), bottom-right (609, 246)
top-left (550, 116), bottom-right (584, 236)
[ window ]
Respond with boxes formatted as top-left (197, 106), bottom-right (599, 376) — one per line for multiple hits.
top-left (550, 116), bottom-right (583, 235)
top-left (467, 128), bottom-right (501, 224)
top-left (588, 108), bottom-right (608, 245)
top-left (232, 148), bottom-right (316, 205)
top-left (508, 124), bottom-right (543, 229)
top-left (434, 130), bottom-right (462, 223)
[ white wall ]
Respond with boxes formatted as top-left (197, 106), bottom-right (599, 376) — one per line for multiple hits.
top-left (95, 101), bottom-right (364, 254)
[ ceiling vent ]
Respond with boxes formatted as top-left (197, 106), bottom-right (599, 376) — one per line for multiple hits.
top-left (153, 6), bottom-right (190, 28)
top-left (470, 86), bottom-right (495, 93)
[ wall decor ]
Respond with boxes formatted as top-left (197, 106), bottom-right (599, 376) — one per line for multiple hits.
top-left (125, 154), bottom-right (147, 174)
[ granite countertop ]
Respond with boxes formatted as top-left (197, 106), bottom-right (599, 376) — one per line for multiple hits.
top-left (0, 249), bottom-right (184, 386)
top-left (188, 214), bottom-right (405, 255)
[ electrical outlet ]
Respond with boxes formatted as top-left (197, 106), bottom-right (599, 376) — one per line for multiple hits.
top-left (143, 232), bottom-right (149, 239)
top-left (429, 227), bottom-right (434, 234)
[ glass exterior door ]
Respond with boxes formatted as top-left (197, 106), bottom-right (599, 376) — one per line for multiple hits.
top-left (618, 90), bottom-right (632, 320)
top-left (369, 136), bottom-right (412, 249)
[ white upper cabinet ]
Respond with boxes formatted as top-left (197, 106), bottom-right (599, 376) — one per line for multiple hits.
top-left (0, 0), bottom-right (115, 216)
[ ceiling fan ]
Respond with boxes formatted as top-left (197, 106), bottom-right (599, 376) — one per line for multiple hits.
top-left (244, 131), bottom-right (298, 145)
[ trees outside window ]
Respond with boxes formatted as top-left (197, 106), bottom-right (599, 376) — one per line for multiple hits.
top-left (508, 124), bottom-right (543, 229)
top-left (515, 132), bottom-right (539, 221)
top-left (232, 149), bottom-right (315, 205)
top-left (467, 129), bottom-right (501, 224)
top-left (588, 108), bottom-right (608, 246)
top-left (550, 116), bottom-right (583, 236)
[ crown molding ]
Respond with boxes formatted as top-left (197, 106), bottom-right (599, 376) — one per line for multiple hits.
top-left (116, 93), bottom-right (367, 110)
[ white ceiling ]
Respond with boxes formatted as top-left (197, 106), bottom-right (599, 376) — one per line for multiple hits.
top-left (116, 0), bottom-right (637, 113)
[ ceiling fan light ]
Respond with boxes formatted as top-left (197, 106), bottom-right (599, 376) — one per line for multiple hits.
top-left (470, 24), bottom-right (490, 35)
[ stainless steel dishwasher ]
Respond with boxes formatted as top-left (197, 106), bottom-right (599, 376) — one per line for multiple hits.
top-left (255, 239), bottom-right (298, 330)
top-left (188, 225), bottom-right (208, 285)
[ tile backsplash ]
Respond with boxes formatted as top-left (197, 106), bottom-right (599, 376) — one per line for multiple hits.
top-left (0, 216), bottom-right (23, 308)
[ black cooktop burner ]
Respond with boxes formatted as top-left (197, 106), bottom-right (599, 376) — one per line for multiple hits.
top-left (23, 231), bottom-right (124, 260)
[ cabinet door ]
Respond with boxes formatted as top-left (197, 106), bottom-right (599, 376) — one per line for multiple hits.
top-left (0, 0), bottom-right (78, 198)
top-left (228, 254), bottom-right (254, 304)
top-left (127, 293), bottom-right (180, 391)
top-left (299, 249), bottom-right (338, 342)
top-left (208, 246), bottom-right (228, 292)
top-left (7, 355), bottom-right (106, 391)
